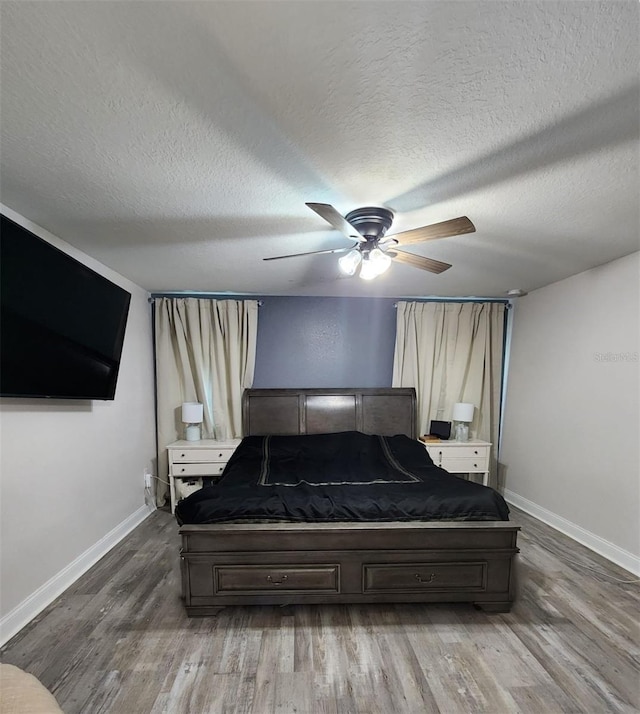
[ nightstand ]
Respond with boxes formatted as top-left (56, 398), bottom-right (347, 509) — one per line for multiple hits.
top-left (167, 439), bottom-right (241, 513)
top-left (423, 440), bottom-right (492, 486)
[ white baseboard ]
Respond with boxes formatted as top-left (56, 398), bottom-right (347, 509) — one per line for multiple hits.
top-left (0, 505), bottom-right (154, 647)
top-left (504, 489), bottom-right (640, 577)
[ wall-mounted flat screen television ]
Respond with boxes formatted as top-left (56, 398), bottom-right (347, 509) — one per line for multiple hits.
top-left (1, 214), bottom-right (131, 400)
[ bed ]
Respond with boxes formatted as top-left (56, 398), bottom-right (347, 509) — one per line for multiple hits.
top-left (177, 388), bottom-right (519, 614)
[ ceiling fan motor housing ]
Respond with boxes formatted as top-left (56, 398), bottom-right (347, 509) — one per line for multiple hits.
top-left (345, 207), bottom-right (394, 240)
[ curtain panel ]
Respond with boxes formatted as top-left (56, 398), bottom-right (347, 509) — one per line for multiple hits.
top-left (392, 301), bottom-right (506, 484)
top-left (154, 298), bottom-right (258, 506)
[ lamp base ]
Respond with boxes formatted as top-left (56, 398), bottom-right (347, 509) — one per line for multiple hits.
top-left (455, 422), bottom-right (469, 442)
top-left (185, 424), bottom-right (201, 442)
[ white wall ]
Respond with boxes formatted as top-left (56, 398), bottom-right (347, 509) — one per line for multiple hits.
top-left (0, 205), bottom-right (156, 640)
top-left (501, 252), bottom-right (639, 572)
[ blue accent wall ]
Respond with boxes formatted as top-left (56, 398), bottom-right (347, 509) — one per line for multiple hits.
top-left (253, 296), bottom-right (397, 388)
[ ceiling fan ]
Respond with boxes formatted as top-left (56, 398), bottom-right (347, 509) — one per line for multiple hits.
top-left (263, 203), bottom-right (476, 280)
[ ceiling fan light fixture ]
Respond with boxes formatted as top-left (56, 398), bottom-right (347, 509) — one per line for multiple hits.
top-left (338, 248), bottom-right (362, 276)
top-left (268, 203), bottom-right (474, 277)
top-left (359, 256), bottom-right (379, 280)
top-left (369, 247), bottom-right (392, 275)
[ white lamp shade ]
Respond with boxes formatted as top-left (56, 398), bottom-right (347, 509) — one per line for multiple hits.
top-left (452, 402), bottom-right (474, 422)
top-left (182, 401), bottom-right (203, 424)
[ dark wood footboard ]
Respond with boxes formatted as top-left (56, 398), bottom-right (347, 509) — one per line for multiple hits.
top-left (180, 521), bottom-right (520, 615)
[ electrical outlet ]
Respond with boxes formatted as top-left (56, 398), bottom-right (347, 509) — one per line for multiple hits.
top-left (144, 469), bottom-right (152, 489)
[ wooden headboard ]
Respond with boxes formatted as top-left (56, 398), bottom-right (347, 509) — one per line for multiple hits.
top-left (242, 388), bottom-right (417, 439)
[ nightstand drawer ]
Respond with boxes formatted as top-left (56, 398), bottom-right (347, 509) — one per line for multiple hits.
top-left (454, 446), bottom-right (488, 459)
top-left (172, 448), bottom-right (236, 463)
top-left (172, 462), bottom-right (227, 477)
top-left (428, 445), bottom-right (488, 459)
top-left (440, 457), bottom-right (487, 473)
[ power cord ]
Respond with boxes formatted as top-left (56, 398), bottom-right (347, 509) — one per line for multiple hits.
top-left (151, 474), bottom-right (171, 486)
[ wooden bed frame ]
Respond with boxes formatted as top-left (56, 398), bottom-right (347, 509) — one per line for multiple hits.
top-left (179, 388), bottom-right (519, 614)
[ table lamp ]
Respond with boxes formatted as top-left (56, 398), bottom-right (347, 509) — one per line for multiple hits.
top-left (452, 402), bottom-right (474, 442)
top-left (182, 402), bottom-right (203, 441)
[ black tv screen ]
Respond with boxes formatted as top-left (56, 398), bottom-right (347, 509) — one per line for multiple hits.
top-left (1, 214), bottom-right (131, 399)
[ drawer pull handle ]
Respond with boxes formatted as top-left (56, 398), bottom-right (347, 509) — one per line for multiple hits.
top-left (181, 453), bottom-right (185, 458)
top-left (474, 450), bottom-right (478, 455)
top-left (266, 574), bottom-right (288, 586)
top-left (415, 573), bottom-right (436, 584)
top-left (218, 453), bottom-right (223, 457)
top-left (473, 464), bottom-right (478, 468)
top-left (180, 468), bottom-right (185, 473)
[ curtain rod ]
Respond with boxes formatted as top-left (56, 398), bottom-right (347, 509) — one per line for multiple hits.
top-left (393, 298), bottom-right (510, 307)
top-left (149, 294), bottom-right (507, 308)
top-left (149, 294), bottom-right (263, 305)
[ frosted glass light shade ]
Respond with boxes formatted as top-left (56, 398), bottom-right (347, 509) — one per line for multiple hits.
top-left (369, 248), bottom-right (392, 275)
top-left (182, 402), bottom-right (203, 424)
top-left (452, 402), bottom-right (474, 422)
top-left (338, 249), bottom-right (362, 276)
top-left (359, 257), bottom-right (379, 280)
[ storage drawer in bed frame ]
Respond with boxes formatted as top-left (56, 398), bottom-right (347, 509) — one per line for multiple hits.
top-left (214, 564), bottom-right (341, 594)
top-left (180, 521), bottom-right (520, 614)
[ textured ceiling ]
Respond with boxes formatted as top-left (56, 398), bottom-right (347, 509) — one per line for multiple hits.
top-left (1, 1), bottom-right (638, 298)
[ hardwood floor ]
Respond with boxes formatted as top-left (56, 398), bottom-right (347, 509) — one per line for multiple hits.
top-left (2, 507), bottom-right (638, 713)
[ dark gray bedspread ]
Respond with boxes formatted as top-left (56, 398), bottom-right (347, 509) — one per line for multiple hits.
top-left (175, 431), bottom-right (510, 525)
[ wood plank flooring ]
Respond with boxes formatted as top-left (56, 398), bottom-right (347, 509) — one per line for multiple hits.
top-left (1, 506), bottom-right (638, 713)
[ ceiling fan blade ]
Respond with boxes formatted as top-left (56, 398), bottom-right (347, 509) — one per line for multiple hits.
top-left (305, 203), bottom-right (366, 242)
top-left (263, 244), bottom-right (357, 261)
top-left (387, 216), bottom-right (475, 246)
top-left (388, 249), bottom-right (452, 274)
